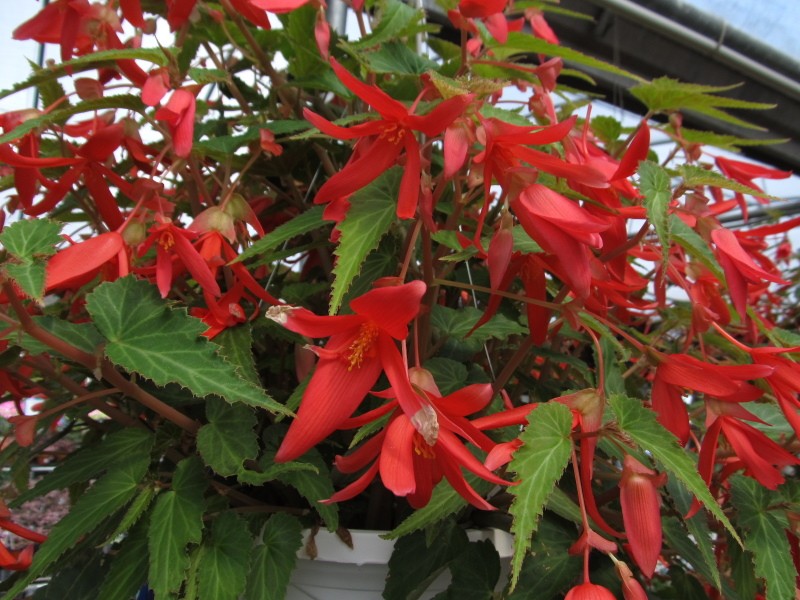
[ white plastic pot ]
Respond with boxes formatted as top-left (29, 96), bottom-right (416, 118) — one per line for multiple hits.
top-left (285, 528), bottom-right (513, 600)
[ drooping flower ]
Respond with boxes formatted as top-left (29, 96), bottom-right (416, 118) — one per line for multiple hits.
top-left (326, 368), bottom-right (508, 509)
top-left (154, 89), bottom-right (197, 158)
top-left (619, 455), bottom-right (665, 577)
top-left (304, 58), bottom-right (473, 219)
top-left (564, 583), bottom-right (617, 600)
top-left (267, 281), bottom-right (427, 462)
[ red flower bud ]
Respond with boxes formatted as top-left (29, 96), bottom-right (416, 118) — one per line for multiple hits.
top-left (620, 455), bottom-right (665, 577)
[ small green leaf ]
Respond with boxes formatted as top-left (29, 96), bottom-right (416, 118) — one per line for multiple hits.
top-left (149, 457), bottom-right (207, 599)
top-left (639, 160), bottom-right (672, 265)
top-left (329, 167), bottom-right (399, 314)
top-left (489, 32), bottom-right (642, 83)
top-left (0, 49), bottom-right (168, 102)
top-left (5, 263), bottom-right (46, 301)
top-left (246, 513), bottom-right (303, 600)
top-left (679, 164), bottom-right (782, 201)
top-left (277, 448), bottom-right (338, 531)
top-left (197, 398), bottom-right (259, 477)
top-left (607, 394), bottom-right (740, 544)
top-left (508, 402), bottom-right (573, 590)
top-left (0, 218), bottom-right (61, 259)
top-left (3, 462), bottom-right (148, 598)
top-left (384, 474), bottom-right (493, 540)
top-left (0, 95), bottom-right (146, 144)
top-left (731, 476), bottom-right (795, 600)
top-left (214, 326), bottom-right (261, 387)
top-left (11, 428), bottom-right (154, 507)
top-left (678, 127), bottom-right (788, 150)
top-left (236, 205), bottom-right (330, 263)
top-left (102, 484), bottom-right (159, 545)
top-left (198, 512), bottom-right (251, 600)
top-left (352, 0), bottom-right (422, 49)
top-left (188, 67), bottom-right (229, 84)
top-left (591, 115), bottom-right (623, 146)
top-left (669, 215), bottom-right (725, 280)
top-left (98, 519), bottom-right (150, 600)
top-left (86, 277), bottom-right (288, 415)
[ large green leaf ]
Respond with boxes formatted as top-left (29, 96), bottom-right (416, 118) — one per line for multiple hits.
top-left (3, 461), bottom-right (148, 597)
top-left (507, 402), bottom-right (573, 590)
top-left (639, 160), bottom-right (672, 266)
top-left (384, 523), bottom-right (468, 600)
top-left (11, 428), bottom-right (154, 506)
top-left (0, 218), bottom-right (61, 259)
top-left (98, 519), bottom-right (150, 600)
top-left (731, 477), bottom-right (795, 600)
top-left (198, 512), bottom-right (252, 600)
top-left (364, 41), bottom-right (439, 75)
top-left (435, 540), bottom-right (501, 600)
top-left (85, 277), bottom-right (288, 415)
top-left (489, 32), bottom-right (642, 83)
top-left (148, 457), bottom-right (207, 599)
top-left (246, 513), bottom-right (304, 600)
top-left (197, 398), bottom-right (259, 477)
top-left (630, 77), bottom-right (772, 130)
top-left (607, 394), bottom-right (740, 544)
top-left (329, 167), bottom-right (399, 314)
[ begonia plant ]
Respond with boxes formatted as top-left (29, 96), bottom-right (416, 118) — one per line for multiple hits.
top-left (0, 0), bottom-right (799, 598)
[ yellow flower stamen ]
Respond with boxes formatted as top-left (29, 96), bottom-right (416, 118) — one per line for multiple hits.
top-left (345, 322), bottom-right (379, 371)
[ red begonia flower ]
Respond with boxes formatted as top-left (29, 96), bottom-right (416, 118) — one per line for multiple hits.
top-left (154, 89), bottom-right (197, 158)
top-left (268, 281), bottom-right (426, 462)
top-left (304, 58), bottom-right (473, 218)
top-left (564, 583), bottom-right (616, 600)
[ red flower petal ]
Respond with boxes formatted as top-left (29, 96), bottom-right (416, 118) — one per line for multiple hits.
top-left (45, 232), bottom-right (124, 290)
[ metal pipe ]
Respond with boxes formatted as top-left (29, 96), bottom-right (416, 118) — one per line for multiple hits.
top-left (587, 0), bottom-right (800, 101)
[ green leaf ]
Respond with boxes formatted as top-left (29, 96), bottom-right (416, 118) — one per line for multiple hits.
top-left (98, 519), bottom-right (150, 600)
top-left (0, 49), bottom-right (168, 101)
top-left (236, 205), bottom-right (330, 262)
top-left (639, 160), bottom-right (672, 265)
top-left (506, 515), bottom-right (582, 599)
top-left (198, 512), bottom-right (251, 600)
top-left (3, 462), bottom-right (148, 598)
top-left (384, 523), bottom-right (468, 600)
top-left (17, 315), bottom-right (105, 357)
top-left (85, 277), bottom-right (288, 415)
top-left (214, 326), bottom-right (261, 387)
top-left (489, 32), bottom-right (642, 83)
top-left (663, 516), bottom-right (721, 591)
top-left (352, 0), bottom-right (421, 49)
top-left (607, 394), bottom-right (740, 544)
top-left (148, 457), bottom-right (207, 599)
top-left (630, 77), bottom-right (772, 130)
top-left (197, 398), bottom-right (259, 477)
top-left (0, 218), bottom-right (61, 259)
top-left (384, 474), bottom-right (494, 540)
top-left (102, 484), bottom-right (159, 545)
top-left (591, 115), bottom-right (623, 146)
top-left (188, 67), bottom-right (229, 84)
top-left (11, 428), bottom-right (154, 506)
top-left (246, 513), bottom-right (303, 600)
top-left (678, 127), bottom-right (788, 150)
top-left (0, 95), bottom-right (146, 144)
top-left (277, 448), bottom-right (338, 530)
top-left (5, 263), bottom-right (46, 301)
top-left (438, 540), bottom-right (501, 599)
top-left (329, 167), bottom-right (399, 314)
top-left (679, 164), bottom-right (782, 201)
top-left (364, 41), bottom-right (438, 75)
top-left (731, 477), bottom-right (795, 600)
top-left (669, 215), bottom-right (725, 280)
top-left (507, 402), bottom-right (573, 590)
top-left (237, 451), bottom-right (318, 486)
top-left (424, 357), bottom-right (469, 396)
top-left (282, 5), bottom-right (327, 79)
top-left (512, 226), bottom-right (544, 254)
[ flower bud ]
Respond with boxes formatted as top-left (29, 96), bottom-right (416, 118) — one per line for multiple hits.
top-left (620, 455), bottom-right (665, 578)
top-left (564, 582), bottom-right (616, 600)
